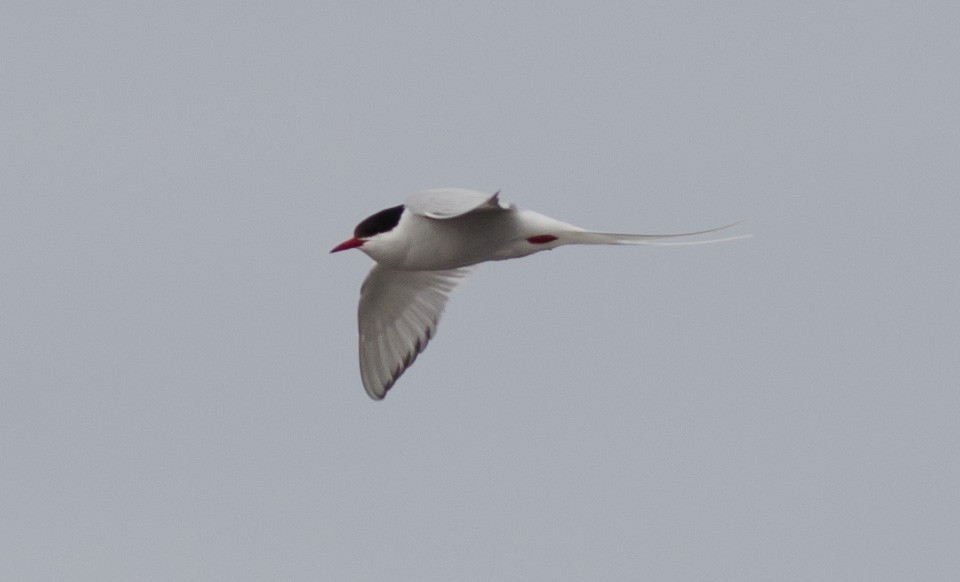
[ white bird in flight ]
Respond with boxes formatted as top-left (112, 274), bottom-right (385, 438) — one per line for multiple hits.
top-left (332, 188), bottom-right (745, 400)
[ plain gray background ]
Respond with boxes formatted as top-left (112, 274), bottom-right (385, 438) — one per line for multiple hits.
top-left (3, 1), bottom-right (958, 580)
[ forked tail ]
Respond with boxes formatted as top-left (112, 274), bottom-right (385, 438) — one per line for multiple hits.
top-left (563, 221), bottom-right (750, 246)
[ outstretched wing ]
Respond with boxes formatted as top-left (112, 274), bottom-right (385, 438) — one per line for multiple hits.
top-left (404, 188), bottom-right (505, 219)
top-left (357, 265), bottom-right (471, 399)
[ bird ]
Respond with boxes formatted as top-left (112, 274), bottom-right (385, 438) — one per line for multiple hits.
top-left (331, 188), bottom-right (746, 400)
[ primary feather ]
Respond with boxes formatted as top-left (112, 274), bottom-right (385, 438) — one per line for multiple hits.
top-left (404, 188), bottom-right (505, 219)
top-left (358, 265), bottom-right (471, 399)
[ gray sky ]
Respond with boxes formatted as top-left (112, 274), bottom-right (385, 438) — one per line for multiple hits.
top-left (2, 1), bottom-right (959, 580)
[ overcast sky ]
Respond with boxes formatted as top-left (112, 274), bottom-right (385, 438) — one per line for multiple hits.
top-left (2, 2), bottom-right (959, 580)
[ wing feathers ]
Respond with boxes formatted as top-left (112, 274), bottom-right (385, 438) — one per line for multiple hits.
top-left (404, 188), bottom-right (504, 219)
top-left (358, 265), bottom-right (471, 399)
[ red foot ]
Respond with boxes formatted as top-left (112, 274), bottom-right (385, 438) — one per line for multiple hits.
top-left (526, 234), bottom-right (558, 244)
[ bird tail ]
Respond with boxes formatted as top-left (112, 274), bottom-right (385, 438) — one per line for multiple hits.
top-left (562, 221), bottom-right (750, 247)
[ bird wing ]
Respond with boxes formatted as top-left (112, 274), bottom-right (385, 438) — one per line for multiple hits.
top-left (404, 188), bottom-right (505, 219)
top-left (358, 265), bottom-right (471, 399)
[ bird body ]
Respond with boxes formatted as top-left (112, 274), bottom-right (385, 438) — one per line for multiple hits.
top-left (332, 188), bottom-right (744, 399)
top-left (345, 190), bottom-right (578, 271)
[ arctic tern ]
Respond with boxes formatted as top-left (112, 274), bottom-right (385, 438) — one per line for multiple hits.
top-left (332, 188), bottom-right (745, 400)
